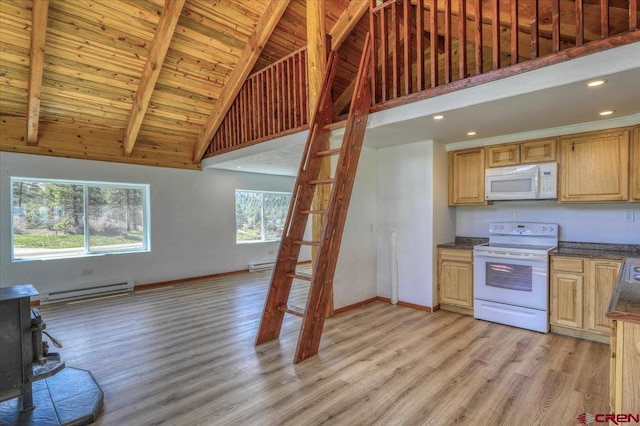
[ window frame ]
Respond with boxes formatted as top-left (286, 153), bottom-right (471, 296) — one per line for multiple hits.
top-left (234, 189), bottom-right (292, 244)
top-left (10, 177), bottom-right (151, 262)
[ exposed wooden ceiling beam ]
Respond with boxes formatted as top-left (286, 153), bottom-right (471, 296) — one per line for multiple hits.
top-left (123, 0), bottom-right (185, 156)
top-left (192, 0), bottom-right (291, 163)
top-left (329, 0), bottom-right (370, 51)
top-left (26, 0), bottom-right (50, 146)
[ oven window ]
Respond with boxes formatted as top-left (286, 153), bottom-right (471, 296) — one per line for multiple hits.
top-left (485, 262), bottom-right (532, 291)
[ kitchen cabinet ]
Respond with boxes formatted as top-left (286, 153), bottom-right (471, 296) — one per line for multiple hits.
top-left (520, 138), bottom-right (557, 164)
top-left (485, 138), bottom-right (556, 168)
top-left (448, 148), bottom-right (486, 206)
top-left (587, 260), bottom-right (622, 334)
top-left (632, 125), bottom-right (640, 201)
top-left (550, 257), bottom-right (584, 329)
top-left (486, 143), bottom-right (520, 167)
top-left (550, 256), bottom-right (622, 343)
top-left (438, 248), bottom-right (473, 315)
top-left (559, 129), bottom-right (630, 202)
top-left (610, 320), bottom-right (640, 415)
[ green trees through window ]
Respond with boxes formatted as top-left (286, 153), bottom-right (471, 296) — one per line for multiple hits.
top-left (235, 190), bottom-right (291, 243)
top-left (11, 178), bottom-right (149, 260)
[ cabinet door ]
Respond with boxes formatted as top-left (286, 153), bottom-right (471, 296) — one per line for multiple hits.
top-left (439, 260), bottom-right (473, 308)
top-left (486, 143), bottom-right (520, 168)
top-left (587, 259), bottom-right (622, 334)
top-left (559, 129), bottom-right (630, 202)
top-left (448, 148), bottom-right (486, 205)
top-left (632, 125), bottom-right (640, 201)
top-left (551, 271), bottom-right (584, 329)
top-left (520, 138), bottom-right (557, 164)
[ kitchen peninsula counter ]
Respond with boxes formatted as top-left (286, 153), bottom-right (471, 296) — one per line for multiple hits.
top-left (607, 257), bottom-right (640, 324)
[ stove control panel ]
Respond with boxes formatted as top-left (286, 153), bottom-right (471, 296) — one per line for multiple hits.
top-left (489, 222), bottom-right (558, 237)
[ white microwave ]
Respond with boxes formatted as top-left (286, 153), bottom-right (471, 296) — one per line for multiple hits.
top-left (485, 162), bottom-right (557, 201)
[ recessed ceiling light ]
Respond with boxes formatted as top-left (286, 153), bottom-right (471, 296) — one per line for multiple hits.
top-left (433, 114), bottom-right (444, 120)
top-left (467, 131), bottom-right (477, 136)
top-left (599, 110), bottom-right (615, 116)
top-left (586, 79), bottom-right (606, 87)
top-left (236, 166), bottom-right (242, 169)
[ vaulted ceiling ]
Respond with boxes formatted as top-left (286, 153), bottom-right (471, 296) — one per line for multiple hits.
top-left (0, 0), bottom-right (636, 170)
top-left (0, 0), bottom-right (369, 169)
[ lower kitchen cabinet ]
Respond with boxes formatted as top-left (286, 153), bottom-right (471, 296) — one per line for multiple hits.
top-left (610, 320), bottom-right (640, 414)
top-left (438, 248), bottom-right (473, 315)
top-left (550, 256), bottom-right (622, 343)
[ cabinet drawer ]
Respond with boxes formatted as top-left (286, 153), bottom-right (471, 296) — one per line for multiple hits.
top-left (552, 256), bottom-right (584, 273)
top-left (439, 248), bottom-right (473, 263)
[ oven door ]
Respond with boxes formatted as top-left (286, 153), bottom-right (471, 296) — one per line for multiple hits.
top-left (473, 250), bottom-right (548, 310)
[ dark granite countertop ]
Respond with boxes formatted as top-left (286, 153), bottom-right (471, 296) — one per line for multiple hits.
top-left (551, 241), bottom-right (640, 260)
top-left (607, 257), bottom-right (640, 324)
top-left (437, 237), bottom-right (488, 250)
top-left (438, 239), bottom-right (640, 259)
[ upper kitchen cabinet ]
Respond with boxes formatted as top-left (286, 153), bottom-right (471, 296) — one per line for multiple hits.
top-left (559, 129), bottom-right (630, 202)
top-left (520, 138), bottom-right (557, 164)
top-left (632, 125), bottom-right (640, 201)
top-left (448, 148), bottom-right (486, 206)
top-left (486, 143), bottom-right (520, 167)
top-left (485, 138), bottom-right (557, 168)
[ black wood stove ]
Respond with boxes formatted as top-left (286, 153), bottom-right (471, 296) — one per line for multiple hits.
top-left (0, 284), bottom-right (103, 425)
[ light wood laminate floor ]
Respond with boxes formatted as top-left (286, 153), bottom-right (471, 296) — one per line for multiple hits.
top-left (37, 269), bottom-right (610, 425)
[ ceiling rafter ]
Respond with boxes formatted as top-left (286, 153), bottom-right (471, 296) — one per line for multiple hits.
top-left (329, 0), bottom-right (370, 51)
top-left (192, 0), bottom-right (291, 164)
top-left (26, 0), bottom-right (50, 146)
top-left (123, 0), bottom-right (186, 156)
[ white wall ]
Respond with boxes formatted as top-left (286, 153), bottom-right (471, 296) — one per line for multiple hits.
top-left (456, 201), bottom-right (640, 243)
top-left (0, 152), bottom-right (308, 293)
top-left (376, 140), bottom-right (454, 308)
top-left (332, 146), bottom-right (378, 309)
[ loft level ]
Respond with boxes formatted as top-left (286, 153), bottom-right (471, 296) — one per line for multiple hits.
top-left (204, 0), bottom-right (639, 159)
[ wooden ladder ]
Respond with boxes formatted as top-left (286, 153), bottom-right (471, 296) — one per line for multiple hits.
top-left (255, 34), bottom-right (372, 363)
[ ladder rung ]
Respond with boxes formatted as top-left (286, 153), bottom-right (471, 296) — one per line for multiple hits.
top-left (286, 272), bottom-right (312, 281)
top-left (309, 178), bottom-right (335, 185)
top-left (316, 148), bottom-right (341, 157)
top-left (301, 209), bottom-right (328, 215)
top-left (294, 240), bottom-right (320, 247)
top-left (277, 304), bottom-right (305, 317)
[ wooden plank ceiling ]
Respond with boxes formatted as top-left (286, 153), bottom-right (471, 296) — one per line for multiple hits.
top-left (0, 0), bottom-right (368, 169)
top-left (0, 1), bottom-right (634, 169)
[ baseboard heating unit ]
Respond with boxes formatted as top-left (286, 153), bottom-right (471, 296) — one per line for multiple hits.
top-left (248, 260), bottom-right (275, 272)
top-left (40, 278), bottom-right (133, 304)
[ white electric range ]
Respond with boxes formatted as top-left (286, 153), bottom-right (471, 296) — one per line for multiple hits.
top-left (473, 222), bottom-right (558, 333)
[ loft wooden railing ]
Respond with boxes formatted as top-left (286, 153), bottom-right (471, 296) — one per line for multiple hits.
top-left (206, 47), bottom-right (308, 157)
top-left (369, 0), bottom-right (639, 109)
top-left (204, 1), bottom-right (638, 157)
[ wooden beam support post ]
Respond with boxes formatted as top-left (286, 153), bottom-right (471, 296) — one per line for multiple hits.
top-left (123, 0), bottom-right (185, 156)
top-left (307, 0), bottom-right (332, 317)
top-left (26, 0), bottom-right (50, 146)
top-left (192, 0), bottom-right (291, 163)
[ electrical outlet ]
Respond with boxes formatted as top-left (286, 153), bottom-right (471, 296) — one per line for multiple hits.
top-left (625, 211), bottom-right (635, 222)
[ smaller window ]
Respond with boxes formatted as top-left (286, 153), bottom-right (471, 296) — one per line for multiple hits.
top-left (235, 190), bottom-right (291, 244)
top-left (11, 178), bottom-right (150, 261)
